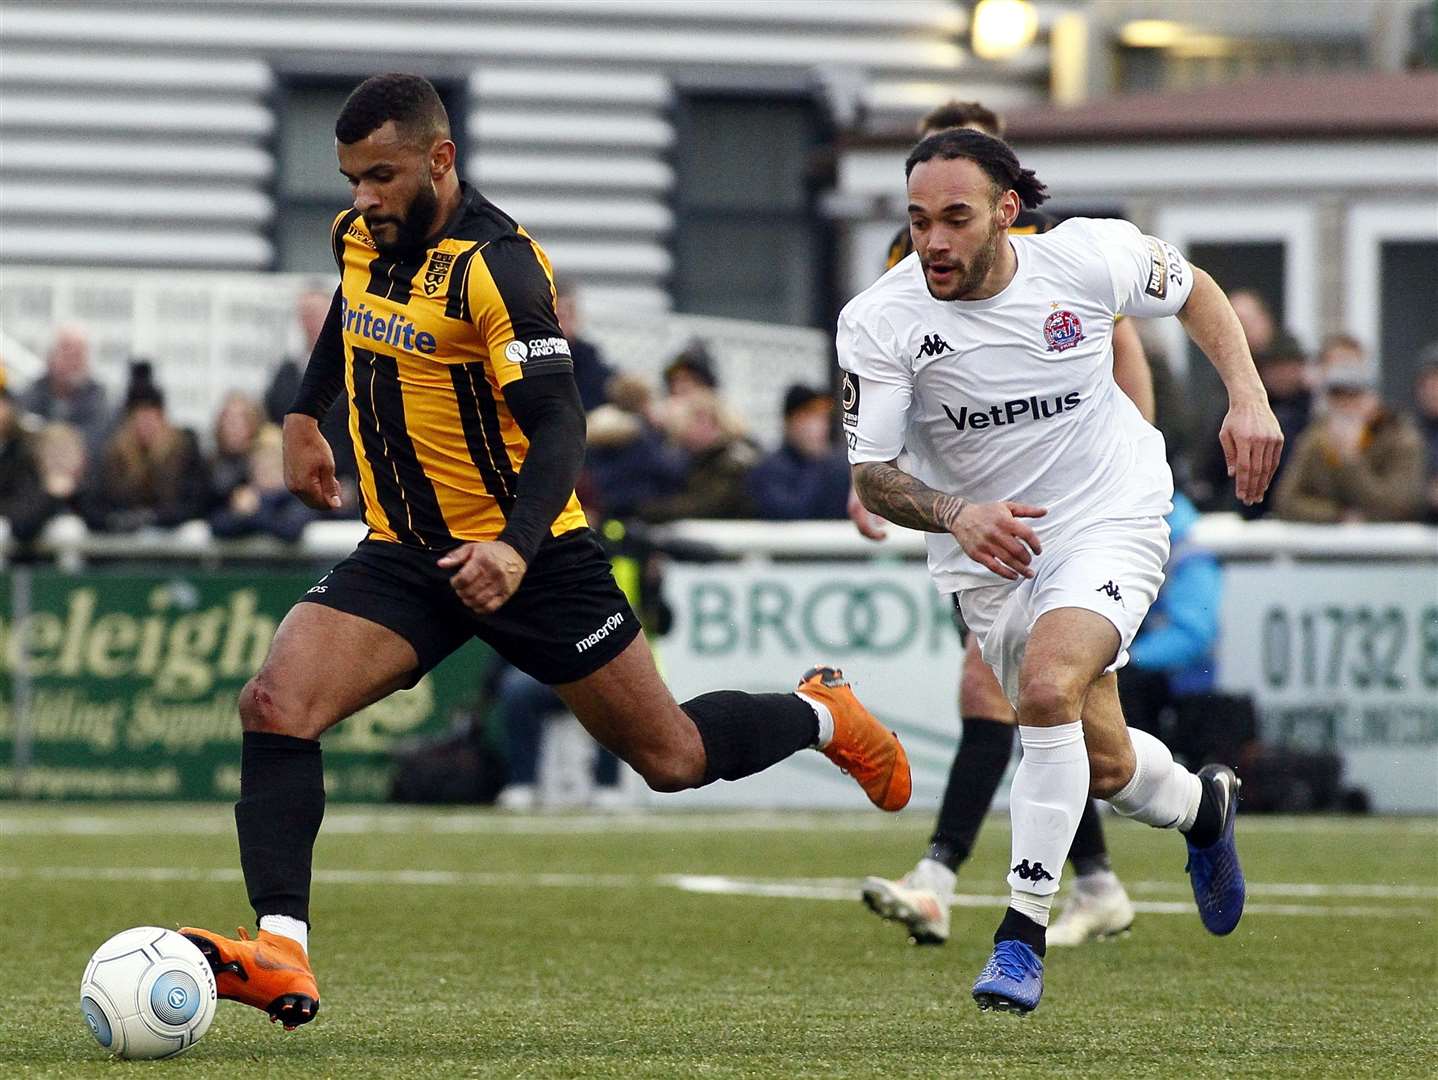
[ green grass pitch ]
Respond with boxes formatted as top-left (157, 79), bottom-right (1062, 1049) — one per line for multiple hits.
top-left (2, 804), bottom-right (1435, 1078)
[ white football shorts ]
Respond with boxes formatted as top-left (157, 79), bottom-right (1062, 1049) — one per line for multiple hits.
top-left (955, 516), bottom-right (1169, 708)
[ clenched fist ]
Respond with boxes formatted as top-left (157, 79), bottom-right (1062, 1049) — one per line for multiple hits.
top-left (438, 540), bottom-right (527, 614)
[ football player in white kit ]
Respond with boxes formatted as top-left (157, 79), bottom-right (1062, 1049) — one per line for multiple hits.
top-left (837, 128), bottom-right (1283, 1015)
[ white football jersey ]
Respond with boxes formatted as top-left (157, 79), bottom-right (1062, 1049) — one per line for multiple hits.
top-left (837, 217), bottom-right (1194, 591)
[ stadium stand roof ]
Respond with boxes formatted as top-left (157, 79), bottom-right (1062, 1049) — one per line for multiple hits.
top-left (1003, 71), bottom-right (1438, 143)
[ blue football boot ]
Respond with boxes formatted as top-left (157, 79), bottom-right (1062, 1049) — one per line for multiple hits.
top-left (1185, 764), bottom-right (1245, 936)
top-left (972, 939), bottom-right (1044, 1015)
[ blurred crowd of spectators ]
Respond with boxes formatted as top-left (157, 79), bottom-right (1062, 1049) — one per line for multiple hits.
top-left (1173, 289), bottom-right (1436, 525)
top-left (4, 282), bottom-right (1437, 557)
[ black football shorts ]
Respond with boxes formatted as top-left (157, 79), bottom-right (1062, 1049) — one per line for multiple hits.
top-left (298, 527), bottom-right (641, 685)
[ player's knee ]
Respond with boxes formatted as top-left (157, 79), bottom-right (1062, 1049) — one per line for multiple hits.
top-left (1088, 742), bottom-right (1136, 798)
top-left (960, 666), bottom-right (1008, 718)
top-left (633, 754), bottom-right (700, 794)
top-left (1016, 676), bottom-right (1082, 727)
top-left (626, 737), bottom-right (705, 793)
top-left (237, 674), bottom-right (311, 738)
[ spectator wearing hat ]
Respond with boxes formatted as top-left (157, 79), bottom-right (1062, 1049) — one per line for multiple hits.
top-left (1273, 345), bottom-right (1424, 523)
top-left (19, 324), bottom-right (112, 454)
top-left (748, 384), bottom-right (851, 520)
top-left (662, 340), bottom-right (719, 399)
top-left (90, 362), bottom-right (213, 532)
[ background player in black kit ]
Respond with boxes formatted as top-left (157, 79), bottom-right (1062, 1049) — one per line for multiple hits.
top-left (180, 73), bottom-right (911, 1031)
top-left (858, 100), bottom-right (1152, 949)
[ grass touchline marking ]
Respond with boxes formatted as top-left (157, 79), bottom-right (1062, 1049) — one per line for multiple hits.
top-left (4, 810), bottom-right (1434, 837)
top-left (4, 866), bottom-right (1432, 918)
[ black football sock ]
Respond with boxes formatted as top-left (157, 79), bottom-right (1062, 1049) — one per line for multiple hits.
top-left (234, 731), bottom-right (326, 925)
top-left (1184, 773), bottom-right (1223, 849)
top-left (683, 691), bottom-right (818, 785)
top-left (925, 717), bottom-right (1015, 872)
top-left (1068, 798), bottom-right (1113, 877)
top-left (995, 906), bottom-right (1047, 957)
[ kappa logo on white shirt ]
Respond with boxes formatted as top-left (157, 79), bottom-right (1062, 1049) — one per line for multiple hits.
top-left (914, 333), bottom-right (953, 359)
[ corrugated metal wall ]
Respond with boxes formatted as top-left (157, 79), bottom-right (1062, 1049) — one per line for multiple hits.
top-left (0, 0), bottom-right (1049, 308)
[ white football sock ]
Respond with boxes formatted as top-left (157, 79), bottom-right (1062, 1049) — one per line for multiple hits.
top-left (909, 857), bottom-right (956, 897)
top-left (259, 914), bottom-right (308, 955)
top-left (1107, 727), bottom-right (1202, 831)
top-left (1006, 721), bottom-right (1088, 916)
top-left (796, 693), bottom-right (834, 749)
top-left (1010, 890), bottom-right (1052, 927)
top-left (1073, 868), bottom-right (1121, 893)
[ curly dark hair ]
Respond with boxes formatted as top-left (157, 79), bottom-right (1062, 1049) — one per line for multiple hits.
top-left (918, 100), bottom-right (1003, 138)
top-left (335, 73), bottom-right (450, 146)
top-left (904, 128), bottom-right (1048, 210)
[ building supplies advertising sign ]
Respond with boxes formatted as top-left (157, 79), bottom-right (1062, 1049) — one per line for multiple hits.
top-left (0, 571), bottom-right (489, 800)
top-left (655, 562), bottom-right (968, 810)
top-left (1217, 562), bottom-right (1438, 812)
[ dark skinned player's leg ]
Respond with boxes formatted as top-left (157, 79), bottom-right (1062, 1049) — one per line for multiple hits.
top-left (555, 633), bottom-right (910, 811)
top-left (182, 603), bottom-right (420, 1028)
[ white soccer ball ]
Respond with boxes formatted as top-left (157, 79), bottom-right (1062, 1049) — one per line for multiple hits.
top-left (79, 926), bottom-right (217, 1059)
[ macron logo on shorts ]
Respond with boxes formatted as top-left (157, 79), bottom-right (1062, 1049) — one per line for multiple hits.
top-left (575, 612), bottom-right (625, 653)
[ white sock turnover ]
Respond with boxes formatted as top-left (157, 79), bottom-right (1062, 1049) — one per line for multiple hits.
top-left (1107, 727), bottom-right (1202, 831)
top-left (796, 693), bottom-right (834, 749)
top-left (259, 914), bottom-right (309, 955)
top-left (1006, 721), bottom-right (1089, 918)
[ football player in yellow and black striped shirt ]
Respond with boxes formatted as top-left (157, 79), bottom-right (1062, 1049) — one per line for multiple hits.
top-left (857, 100), bottom-right (1153, 951)
top-left (181, 73), bottom-right (912, 1030)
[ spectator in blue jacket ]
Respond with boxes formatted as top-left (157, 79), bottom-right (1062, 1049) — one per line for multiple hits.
top-left (1125, 491), bottom-right (1222, 700)
top-left (748, 384), bottom-right (851, 520)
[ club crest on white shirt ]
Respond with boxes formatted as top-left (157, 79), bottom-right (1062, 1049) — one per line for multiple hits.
top-left (1043, 308), bottom-right (1085, 352)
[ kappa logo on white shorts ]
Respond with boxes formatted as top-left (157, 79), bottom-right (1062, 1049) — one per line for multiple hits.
top-left (1096, 580), bottom-right (1123, 604)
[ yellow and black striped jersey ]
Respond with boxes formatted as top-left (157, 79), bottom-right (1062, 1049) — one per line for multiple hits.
top-left (328, 184), bottom-right (587, 548)
top-left (884, 207), bottom-right (1051, 272)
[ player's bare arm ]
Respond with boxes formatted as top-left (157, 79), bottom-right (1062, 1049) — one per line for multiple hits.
top-left (440, 371), bottom-right (588, 614)
top-left (281, 414), bottom-right (342, 511)
top-left (1111, 317), bottom-right (1155, 423)
top-left (852, 460), bottom-right (1046, 580)
top-left (283, 284), bottom-right (346, 511)
top-left (1177, 267), bottom-right (1284, 504)
top-left (852, 459), bottom-right (965, 532)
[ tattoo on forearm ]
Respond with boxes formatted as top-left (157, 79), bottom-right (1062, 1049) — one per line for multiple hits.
top-left (853, 462), bottom-right (965, 533)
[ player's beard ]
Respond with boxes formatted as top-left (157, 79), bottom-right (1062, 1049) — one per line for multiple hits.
top-left (370, 177), bottom-right (440, 259)
top-left (922, 215), bottom-right (1002, 301)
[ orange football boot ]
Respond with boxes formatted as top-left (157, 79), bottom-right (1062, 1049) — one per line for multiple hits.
top-left (797, 665), bottom-right (912, 811)
top-left (180, 926), bottom-right (320, 1029)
